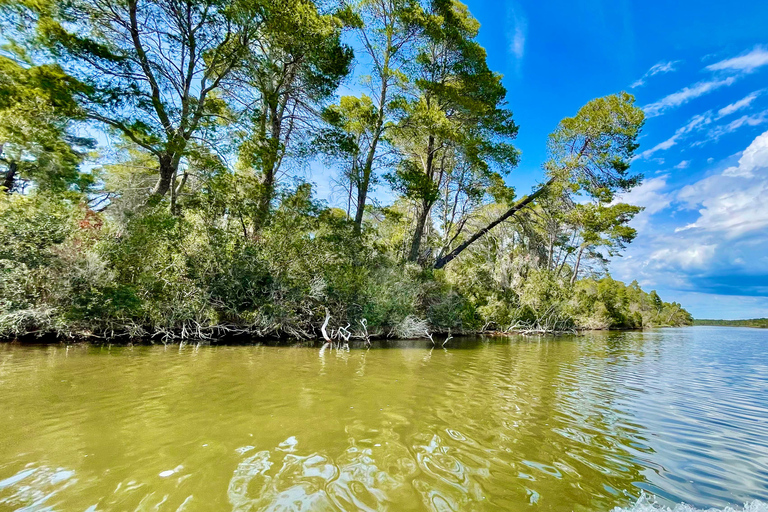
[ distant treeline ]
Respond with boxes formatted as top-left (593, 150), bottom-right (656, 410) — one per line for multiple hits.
top-left (694, 319), bottom-right (768, 328)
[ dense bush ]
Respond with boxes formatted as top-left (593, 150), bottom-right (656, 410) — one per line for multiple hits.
top-left (0, 190), bottom-right (691, 342)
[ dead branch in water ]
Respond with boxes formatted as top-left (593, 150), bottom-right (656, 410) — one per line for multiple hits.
top-left (442, 329), bottom-right (453, 347)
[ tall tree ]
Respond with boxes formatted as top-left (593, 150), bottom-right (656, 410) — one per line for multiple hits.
top-left (0, 55), bottom-right (93, 193)
top-left (434, 92), bottom-right (644, 269)
top-left (233, 0), bottom-right (353, 231)
top-left (346, 0), bottom-right (419, 233)
top-left (389, 0), bottom-right (518, 262)
top-left (15, 0), bottom-right (266, 202)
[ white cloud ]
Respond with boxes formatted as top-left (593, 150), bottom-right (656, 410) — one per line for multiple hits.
top-left (674, 160), bottom-right (690, 169)
top-left (631, 60), bottom-right (681, 88)
top-left (705, 110), bottom-right (768, 143)
top-left (510, 24), bottom-right (526, 60)
top-left (506, 4), bottom-right (527, 64)
top-left (722, 129), bottom-right (768, 177)
top-left (637, 113), bottom-right (711, 159)
top-left (643, 77), bottom-right (736, 118)
top-left (618, 175), bottom-right (672, 214)
top-left (650, 244), bottom-right (717, 270)
top-left (717, 90), bottom-right (763, 118)
top-left (677, 129), bottom-right (768, 237)
top-left (706, 46), bottom-right (768, 74)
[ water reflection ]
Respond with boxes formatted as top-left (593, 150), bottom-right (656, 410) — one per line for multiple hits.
top-left (0, 328), bottom-right (767, 511)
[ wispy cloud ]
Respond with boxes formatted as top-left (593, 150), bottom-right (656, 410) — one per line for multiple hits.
top-left (704, 110), bottom-right (768, 144)
top-left (706, 46), bottom-right (768, 73)
top-left (717, 90), bottom-right (764, 118)
top-left (506, 3), bottom-right (527, 73)
top-left (637, 113), bottom-right (711, 159)
top-left (643, 77), bottom-right (736, 118)
top-left (674, 160), bottom-right (690, 169)
top-left (631, 60), bottom-right (681, 88)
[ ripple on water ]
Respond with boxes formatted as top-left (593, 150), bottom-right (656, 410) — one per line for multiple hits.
top-left (2, 329), bottom-right (768, 510)
top-left (0, 465), bottom-right (77, 510)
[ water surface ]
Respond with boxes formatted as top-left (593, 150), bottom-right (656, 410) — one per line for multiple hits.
top-left (1, 327), bottom-right (767, 511)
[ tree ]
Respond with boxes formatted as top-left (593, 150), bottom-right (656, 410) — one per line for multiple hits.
top-left (337, 0), bottom-right (420, 234)
top-left (233, 0), bottom-right (353, 231)
top-left (316, 94), bottom-right (379, 218)
top-left (14, 0), bottom-right (266, 202)
top-left (0, 55), bottom-right (93, 193)
top-left (434, 92), bottom-right (644, 269)
top-left (388, 0), bottom-right (518, 263)
top-left (567, 201), bottom-right (642, 285)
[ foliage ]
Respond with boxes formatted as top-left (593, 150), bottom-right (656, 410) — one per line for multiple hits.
top-left (0, 0), bottom-right (693, 342)
top-left (693, 318), bottom-right (768, 328)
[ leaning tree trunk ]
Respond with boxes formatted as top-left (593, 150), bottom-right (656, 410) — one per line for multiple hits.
top-left (433, 177), bottom-right (556, 270)
top-left (570, 244), bottom-right (585, 286)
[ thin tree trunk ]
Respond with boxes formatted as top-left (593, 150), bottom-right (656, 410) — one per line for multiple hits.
top-left (2, 160), bottom-right (17, 193)
top-left (665, 305), bottom-right (680, 324)
top-left (169, 168), bottom-right (178, 213)
top-left (433, 177), bottom-right (556, 270)
top-left (408, 134), bottom-right (435, 262)
top-left (253, 105), bottom-right (281, 233)
top-left (353, 86), bottom-right (388, 234)
top-left (570, 244), bottom-right (585, 286)
top-left (409, 200), bottom-right (431, 262)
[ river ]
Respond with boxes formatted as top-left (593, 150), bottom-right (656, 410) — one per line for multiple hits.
top-left (1, 327), bottom-right (767, 511)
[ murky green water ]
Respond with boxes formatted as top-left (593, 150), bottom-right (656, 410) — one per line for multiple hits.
top-left (1, 327), bottom-right (768, 512)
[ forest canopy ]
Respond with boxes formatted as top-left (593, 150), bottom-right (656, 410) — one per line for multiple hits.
top-left (0, 0), bottom-right (692, 342)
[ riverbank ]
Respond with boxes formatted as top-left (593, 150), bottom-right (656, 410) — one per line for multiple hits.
top-left (0, 324), bottom-right (682, 346)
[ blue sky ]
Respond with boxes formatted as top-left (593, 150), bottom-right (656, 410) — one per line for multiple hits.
top-left (468, 0), bottom-right (768, 319)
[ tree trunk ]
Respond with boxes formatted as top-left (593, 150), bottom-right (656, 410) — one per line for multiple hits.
top-left (2, 160), bottom-right (17, 193)
top-left (253, 105), bottom-right (281, 233)
top-left (150, 156), bottom-right (176, 199)
top-left (353, 177), bottom-right (369, 231)
top-left (409, 200), bottom-right (431, 262)
top-left (353, 81), bottom-right (388, 235)
top-left (433, 177), bottom-right (555, 270)
top-left (253, 168), bottom-right (274, 232)
top-left (408, 134), bottom-right (436, 262)
top-left (570, 245), bottom-right (585, 286)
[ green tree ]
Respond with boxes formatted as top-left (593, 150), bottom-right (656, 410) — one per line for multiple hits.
top-left (567, 201), bottom-right (642, 285)
top-left (388, 0), bottom-right (519, 263)
top-left (333, 0), bottom-right (420, 234)
top-left (434, 92), bottom-right (643, 269)
top-left (0, 55), bottom-right (93, 193)
top-left (12, 0), bottom-right (266, 202)
top-left (234, 0), bottom-right (353, 231)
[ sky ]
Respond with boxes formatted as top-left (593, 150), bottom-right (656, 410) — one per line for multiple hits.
top-left (317, 0), bottom-right (768, 320)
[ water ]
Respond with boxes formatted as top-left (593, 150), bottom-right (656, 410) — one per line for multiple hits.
top-left (0, 327), bottom-right (767, 512)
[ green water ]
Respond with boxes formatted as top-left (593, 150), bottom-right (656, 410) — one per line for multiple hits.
top-left (1, 327), bottom-right (768, 511)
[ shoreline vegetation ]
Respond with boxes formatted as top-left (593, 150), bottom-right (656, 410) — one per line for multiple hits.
top-left (694, 319), bottom-right (768, 328)
top-left (0, 0), bottom-right (693, 345)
